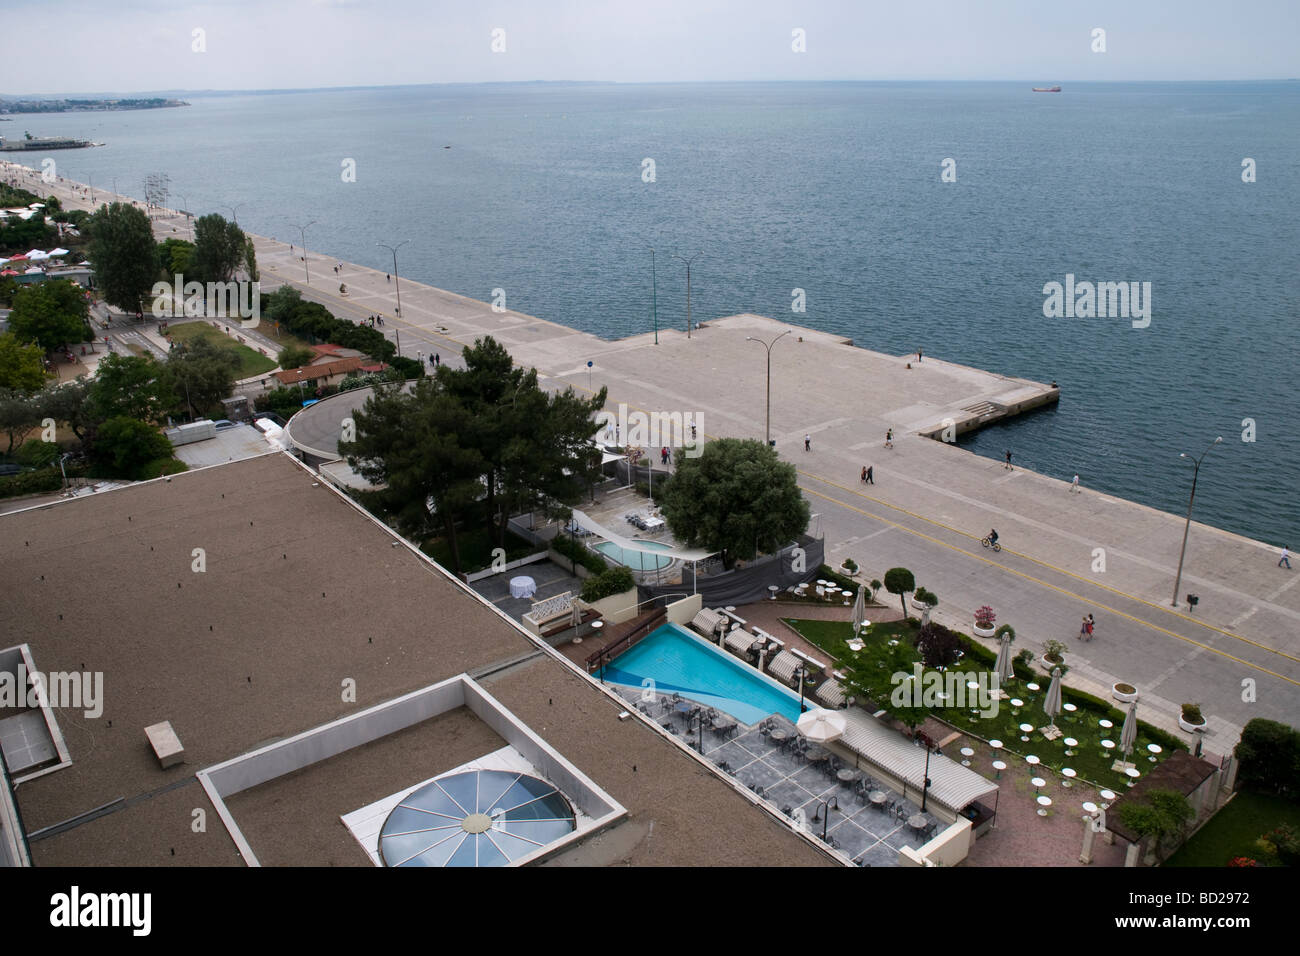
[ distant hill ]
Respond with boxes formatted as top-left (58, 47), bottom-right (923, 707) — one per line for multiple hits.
top-left (0, 97), bottom-right (188, 114)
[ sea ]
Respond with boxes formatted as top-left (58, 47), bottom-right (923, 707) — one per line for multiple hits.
top-left (14, 81), bottom-right (1300, 545)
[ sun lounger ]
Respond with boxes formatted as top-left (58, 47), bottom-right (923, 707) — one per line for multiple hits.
top-left (689, 607), bottom-right (726, 639)
top-left (724, 628), bottom-right (755, 656)
top-left (767, 649), bottom-right (801, 684)
top-left (815, 681), bottom-right (848, 709)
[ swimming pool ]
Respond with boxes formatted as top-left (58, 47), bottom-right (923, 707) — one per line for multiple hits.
top-left (593, 539), bottom-right (674, 571)
top-left (595, 623), bottom-right (804, 724)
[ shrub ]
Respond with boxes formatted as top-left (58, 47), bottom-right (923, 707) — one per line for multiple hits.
top-left (993, 623), bottom-right (1016, 642)
top-left (842, 558), bottom-right (858, 573)
top-left (16, 439), bottom-right (60, 468)
top-left (581, 566), bottom-right (635, 603)
top-left (1043, 639), bottom-right (1068, 662)
top-left (552, 533), bottom-right (609, 576)
top-left (975, 606), bottom-right (996, 628)
top-left (869, 578), bottom-right (882, 600)
top-left (914, 586), bottom-right (937, 606)
top-left (914, 621), bottom-right (963, 668)
top-left (884, 567), bottom-right (915, 618)
top-left (1235, 719), bottom-right (1300, 798)
top-left (1180, 703), bottom-right (1203, 724)
top-left (0, 466), bottom-right (62, 498)
top-left (137, 457), bottom-right (188, 480)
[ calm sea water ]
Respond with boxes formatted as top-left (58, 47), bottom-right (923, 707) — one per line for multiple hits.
top-left (24, 81), bottom-right (1300, 544)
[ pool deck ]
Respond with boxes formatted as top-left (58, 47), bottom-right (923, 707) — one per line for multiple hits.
top-left (23, 165), bottom-right (1299, 751)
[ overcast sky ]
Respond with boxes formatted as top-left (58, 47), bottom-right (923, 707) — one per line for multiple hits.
top-left (4, 0), bottom-right (1297, 95)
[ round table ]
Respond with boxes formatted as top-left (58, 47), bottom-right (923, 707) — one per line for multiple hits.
top-left (1036, 795), bottom-right (1052, 817)
top-left (1019, 722), bottom-right (1034, 741)
top-left (806, 750), bottom-right (830, 766)
top-left (1061, 767), bottom-right (1077, 788)
top-left (1063, 737), bottom-right (1078, 755)
top-left (1099, 789), bottom-right (1117, 803)
top-left (1099, 719), bottom-right (1114, 730)
top-left (960, 746), bottom-right (975, 766)
top-left (1025, 755), bottom-right (1041, 770)
top-left (908, 814), bottom-right (928, 832)
top-left (1031, 776), bottom-right (1046, 793)
top-left (992, 760), bottom-right (1007, 778)
top-left (1101, 739), bottom-right (1115, 752)
top-left (837, 768), bottom-right (859, 783)
top-left (1125, 767), bottom-right (1141, 787)
top-left (1082, 801), bottom-right (1099, 815)
top-left (1026, 683), bottom-right (1041, 693)
top-left (1010, 699), bottom-right (1024, 714)
top-left (989, 739), bottom-right (1004, 750)
top-left (769, 728), bottom-right (790, 744)
top-left (869, 791), bottom-right (887, 806)
top-left (1147, 743), bottom-right (1163, 763)
top-left (768, 585), bottom-right (780, 600)
top-left (1063, 702), bottom-right (1077, 712)
top-left (508, 575), bottom-right (537, 598)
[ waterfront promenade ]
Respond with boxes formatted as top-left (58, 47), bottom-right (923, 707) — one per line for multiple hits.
top-left (17, 164), bottom-right (1299, 751)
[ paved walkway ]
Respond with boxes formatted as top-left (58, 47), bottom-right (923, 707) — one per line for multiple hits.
top-left (23, 165), bottom-right (1298, 750)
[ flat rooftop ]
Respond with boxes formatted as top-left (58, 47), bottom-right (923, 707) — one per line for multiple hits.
top-left (0, 452), bottom-right (835, 867)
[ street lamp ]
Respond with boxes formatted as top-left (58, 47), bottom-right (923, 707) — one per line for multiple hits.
top-left (746, 329), bottom-right (792, 446)
top-left (376, 240), bottom-right (409, 318)
top-left (671, 251), bottom-right (703, 339)
top-left (812, 797), bottom-right (839, 841)
top-left (918, 731), bottom-right (940, 812)
top-left (225, 202), bottom-right (245, 226)
top-left (794, 664), bottom-right (807, 713)
top-left (1171, 436), bottom-right (1223, 608)
top-left (291, 220), bottom-right (317, 285)
top-left (648, 246), bottom-right (659, 345)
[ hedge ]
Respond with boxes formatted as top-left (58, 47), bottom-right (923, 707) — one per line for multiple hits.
top-left (1236, 718), bottom-right (1300, 798)
top-left (0, 466), bottom-right (63, 498)
top-left (551, 534), bottom-right (609, 575)
top-left (581, 566), bottom-right (636, 603)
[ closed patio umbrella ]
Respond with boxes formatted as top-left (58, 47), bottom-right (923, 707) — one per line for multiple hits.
top-left (850, 586), bottom-right (866, 633)
top-left (569, 599), bottom-right (582, 628)
top-left (1042, 667), bottom-right (1063, 730)
top-left (797, 708), bottom-right (847, 744)
top-left (994, 634), bottom-right (1014, 685)
top-left (1119, 699), bottom-right (1138, 761)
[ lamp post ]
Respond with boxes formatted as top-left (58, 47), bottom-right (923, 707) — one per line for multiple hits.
top-left (1171, 436), bottom-right (1223, 608)
top-left (746, 329), bottom-right (792, 446)
top-left (225, 202), bottom-right (245, 226)
top-left (795, 664), bottom-right (807, 713)
top-left (376, 240), bottom-right (409, 317)
top-left (918, 731), bottom-right (939, 812)
top-left (812, 797), bottom-right (839, 841)
top-left (648, 246), bottom-right (659, 345)
top-left (291, 220), bottom-right (317, 285)
top-left (671, 251), bottom-right (703, 339)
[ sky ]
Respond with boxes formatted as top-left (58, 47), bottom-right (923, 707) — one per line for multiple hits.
top-left (2, 0), bottom-right (1297, 95)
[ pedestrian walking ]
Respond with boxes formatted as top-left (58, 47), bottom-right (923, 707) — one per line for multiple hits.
top-left (1080, 616), bottom-right (1090, 642)
top-left (661, 446), bottom-right (669, 465)
top-left (1087, 614), bottom-right (1095, 639)
top-left (1004, 450), bottom-right (1013, 470)
top-left (434, 353), bottom-right (440, 367)
top-left (917, 347), bottom-right (923, 363)
top-left (885, 429), bottom-right (893, 449)
top-left (865, 465), bottom-right (874, 484)
top-left (1070, 474), bottom-right (1080, 494)
top-left (386, 273), bottom-right (391, 282)
top-left (804, 434), bottom-right (811, 451)
top-left (690, 422), bottom-right (697, 440)
top-left (861, 466), bottom-right (867, 483)
top-left (1281, 546), bottom-right (1293, 569)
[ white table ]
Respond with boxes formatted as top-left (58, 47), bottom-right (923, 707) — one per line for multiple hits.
top-left (1063, 737), bottom-right (1078, 755)
top-left (1025, 755), bottom-right (1041, 770)
top-left (1061, 768), bottom-right (1077, 788)
top-left (1036, 795), bottom-right (1052, 817)
top-left (509, 576), bottom-right (537, 598)
top-left (1125, 767), bottom-right (1141, 787)
top-left (960, 746), bottom-right (975, 767)
top-left (1099, 719), bottom-right (1114, 730)
top-left (1099, 789), bottom-right (1117, 803)
top-left (992, 760), bottom-right (1007, 778)
top-left (1031, 777), bottom-right (1046, 793)
top-left (1147, 743), bottom-right (1163, 763)
top-left (642, 516), bottom-right (665, 531)
top-left (988, 739), bottom-right (1003, 750)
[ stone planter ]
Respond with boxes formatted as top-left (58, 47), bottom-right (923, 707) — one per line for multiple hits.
top-left (1041, 656), bottom-right (1066, 672)
top-left (1112, 683), bottom-right (1139, 703)
top-left (973, 623), bottom-right (995, 638)
top-left (911, 596), bottom-right (933, 610)
top-left (840, 565), bottom-right (859, 577)
top-left (1178, 714), bottom-right (1207, 733)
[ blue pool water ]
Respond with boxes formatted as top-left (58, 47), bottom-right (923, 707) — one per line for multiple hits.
top-left (594, 540), bottom-right (674, 571)
top-left (596, 623), bottom-right (803, 724)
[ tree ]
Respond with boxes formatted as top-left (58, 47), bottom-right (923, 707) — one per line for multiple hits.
top-left (277, 345), bottom-right (314, 370)
top-left (166, 338), bottom-right (239, 418)
top-left (0, 332), bottom-right (47, 392)
top-left (157, 238), bottom-right (194, 278)
top-left (243, 236), bottom-right (258, 282)
top-left (1235, 718), bottom-right (1300, 798)
top-left (39, 378), bottom-right (92, 441)
top-left (88, 353), bottom-right (175, 424)
top-left (884, 567), bottom-right (916, 619)
top-left (1117, 789), bottom-right (1194, 863)
top-left (659, 437), bottom-right (810, 568)
top-left (914, 621), bottom-right (963, 669)
top-left (89, 416), bottom-right (173, 479)
top-left (87, 202), bottom-right (157, 312)
top-left (0, 388), bottom-right (41, 453)
top-left (340, 377), bottom-right (486, 574)
top-left (8, 279), bottom-right (89, 352)
top-left (190, 214), bottom-right (246, 284)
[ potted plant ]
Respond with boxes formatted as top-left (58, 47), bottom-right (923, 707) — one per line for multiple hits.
top-left (1112, 682), bottom-right (1139, 703)
top-left (840, 557), bottom-right (859, 576)
top-left (1041, 639), bottom-right (1068, 670)
top-left (911, 586), bottom-right (937, 610)
top-left (973, 606), bottom-right (996, 638)
top-left (1179, 702), bottom-right (1207, 733)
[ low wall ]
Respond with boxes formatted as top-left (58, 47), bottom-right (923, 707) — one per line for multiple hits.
top-left (463, 551), bottom-right (548, 584)
top-left (897, 818), bottom-right (973, 867)
top-left (582, 586), bottom-right (639, 624)
top-left (665, 593), bottom-right (703, 626)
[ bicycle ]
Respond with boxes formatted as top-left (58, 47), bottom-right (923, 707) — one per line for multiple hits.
top-left (981, 537), bottom-right (1002, 553)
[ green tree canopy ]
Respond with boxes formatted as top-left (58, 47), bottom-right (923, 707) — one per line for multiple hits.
top-left (0, 332), bottom-right (47, 392)
top-left (88, 353), bottom-right (175, 424)
top-left (277, 345), bottom-right (314, 370)
top-left (89, 416), bottom-right (173, 480)
top-left (39, 378), bottom-right (93, 441)
top-left (1117, 789), bottom-right (1194, 862)
top-left (0, 388), bottom-right (41, 453)
top-left (8, 279), bottom-right (89, 351)
top-left (87, 202), bottom-right (157, 311)
top-left (190, 214), bottom-right (247, 284)
top-left (166, 337), bottom-right (239, 418)
top-left (884, 567), bottom-right (916, 619)
top-left (157, 237), bottom-right (195, 278)
top-left (659, 437), bottom-right (810, 569)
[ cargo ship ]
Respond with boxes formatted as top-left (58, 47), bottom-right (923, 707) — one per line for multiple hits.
top-left (1032, 86), bottom-right (1062, 93)
top-left (0, 135), bottom-right (97, 151)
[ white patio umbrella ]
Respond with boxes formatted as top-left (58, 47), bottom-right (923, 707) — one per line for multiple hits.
top-left (850, 586), bottom-right (866, 633)
top-left (26, 249), bottom-right (48, 259)
top-left (994, 634), bottom-right (1014, 685)
top-left (1042, 667), bottom-right (1063, 730)
top-left (48, 247), bottom-right (70, 257)
top-left (797, 708), bottom-right (847, 744)
top-left (1119, 699), bottom-right (1138, 761)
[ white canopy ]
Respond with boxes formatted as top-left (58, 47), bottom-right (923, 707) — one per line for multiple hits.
top-left (48, 247), bottom-right (70, 256)
top-left (569, 508), bottom-right (714, 562)
top-left (26, 249), bottom-right (49, 260)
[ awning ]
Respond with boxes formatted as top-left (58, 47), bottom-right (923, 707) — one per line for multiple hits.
top-left (569, 508), bottom-right (714, 562)
top-left (838, 709), bottom-right (999, 813)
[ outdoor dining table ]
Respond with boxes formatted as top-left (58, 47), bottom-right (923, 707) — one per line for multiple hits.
top-left (960, 746), bottom-right (975, 767)
top-left (769, 728), bottom-right (790, 744)
top-left (1147, 743), bottom-right (1163, 762)
top-left (1061, 768), bottom-right (1077, 788)
top-left (837, 768), bottom-right (859, 783)
top-left (1099, 719), bottom-right (1114, 730)
top-left (1036, 795), bottom-right (1053, 817)
top-left (1099, 789), bottom-right (1117, 803)
top-left (870, 790), bottom-right (888, 805)
top-left (1063, 737), bottom-right (1078, 755)
top-left (806, 748), bottom-right (830, 765)
top-left (508, 575), bottom-right (537, 598)
top-left (992, 760), bottom-right (1007, 779)
top-left (908, 814), bottom-right (929, 832)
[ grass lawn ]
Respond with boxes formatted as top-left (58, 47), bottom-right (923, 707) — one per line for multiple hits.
top-left (783, 616), bottom-right (1182, 792)
top-left (253, 320), bottom-right (313, 352)
top-left (166, 321), bottom-right (277, 377)
top-left (1164, 790), bottom-right (1300, 867)
top-left (421, 527), bottom-right (540, 575)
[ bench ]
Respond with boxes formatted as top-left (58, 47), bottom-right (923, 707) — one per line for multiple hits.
top-left (523, 591), bottom-right (575, 630)
top-left (144, 721), bottom-right (185, 769)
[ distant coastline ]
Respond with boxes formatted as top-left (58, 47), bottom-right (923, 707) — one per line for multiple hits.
top-left (0, 97), bottom-right (188, 114)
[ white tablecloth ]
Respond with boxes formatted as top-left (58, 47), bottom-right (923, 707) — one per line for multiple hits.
top-left (642, 516), bottom-right (665, 531)
top-left (509, 576), bottom-right (537, 598)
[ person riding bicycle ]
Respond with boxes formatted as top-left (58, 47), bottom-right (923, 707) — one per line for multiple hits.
top-left (988, 529), bottom-right (999, 547)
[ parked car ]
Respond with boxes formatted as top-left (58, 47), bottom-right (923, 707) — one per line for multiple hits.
top-left (213, 420), bottom-right (238, 430)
